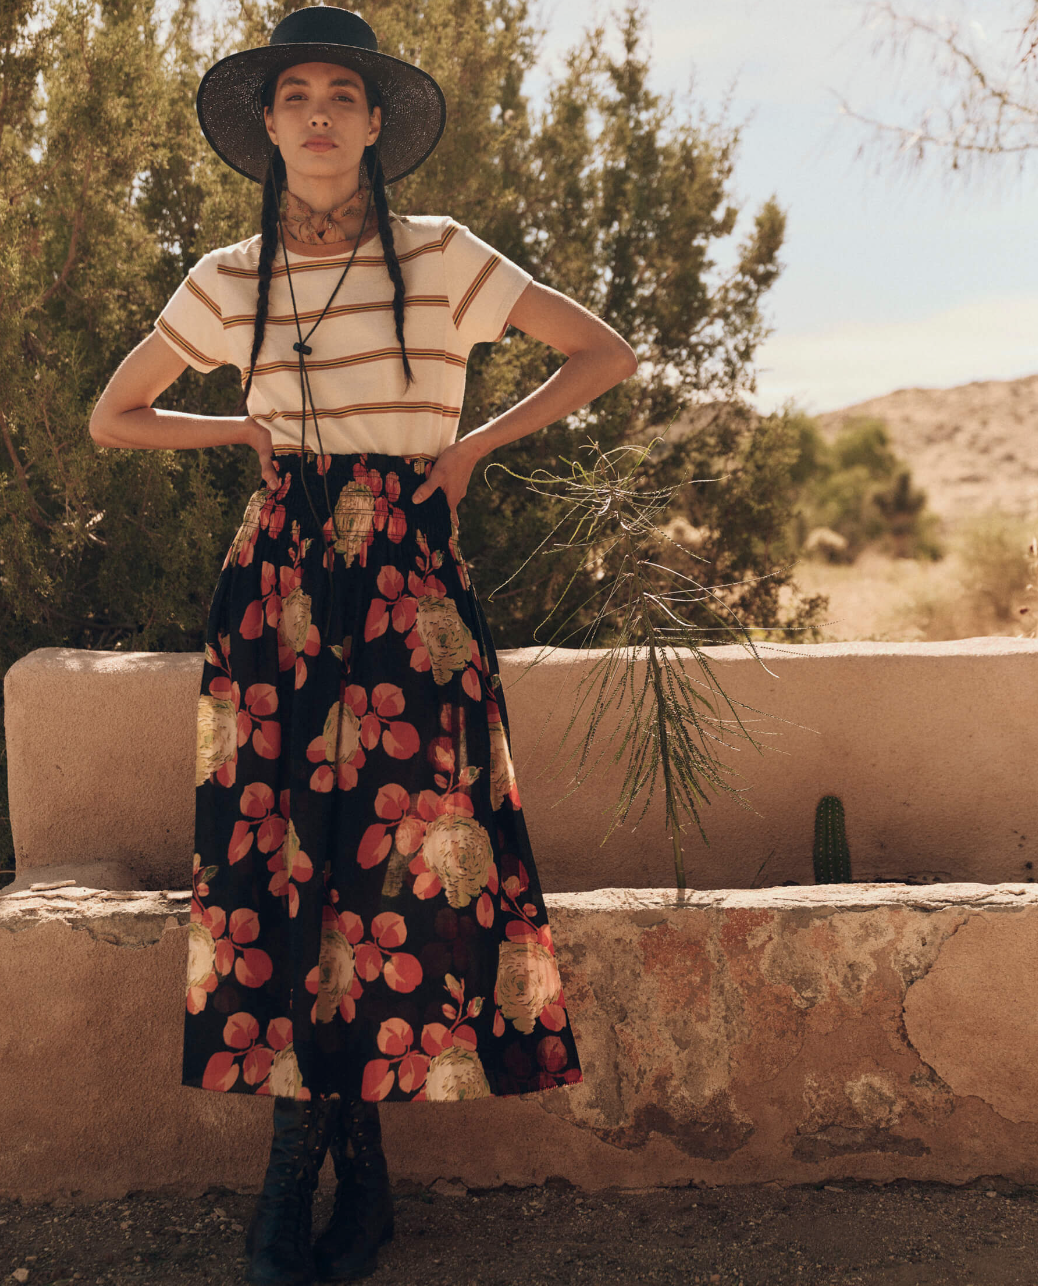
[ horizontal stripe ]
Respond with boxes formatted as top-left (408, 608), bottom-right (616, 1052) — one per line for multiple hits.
top-left (222, 296), bottom-right (450, 329)
top-left (251, 346), bottom-right (467, 377)
top-left (217, 230), bottom-right (453, 281)
top-left (254, 400), bottom-right (462, 423)
top-left (156, 317), bottom-right (221, 368)
top-left (453, 255), bottom-right (500, 328)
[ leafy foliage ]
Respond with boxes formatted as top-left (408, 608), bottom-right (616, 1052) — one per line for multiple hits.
top-left (789, 415), bottom-right (942, 563)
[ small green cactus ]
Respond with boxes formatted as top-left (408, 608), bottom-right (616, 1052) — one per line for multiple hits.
top-left (813, 795), bottom-right (852, 883)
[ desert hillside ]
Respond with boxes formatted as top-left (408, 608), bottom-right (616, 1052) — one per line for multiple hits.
top-left (814, 372), bottom-right (1038, 525)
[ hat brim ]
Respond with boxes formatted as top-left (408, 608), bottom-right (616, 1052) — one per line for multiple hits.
top-left (196, 43), bottom-right (447, 186)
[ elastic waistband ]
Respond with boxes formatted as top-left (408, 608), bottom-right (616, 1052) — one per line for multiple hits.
top-left (272, 447), bottom-right (437, 470)
top-left (266, 448), bottom-right (451, 537)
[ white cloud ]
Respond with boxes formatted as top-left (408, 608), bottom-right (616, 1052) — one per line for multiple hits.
top-left (749, 293), bottom-right (1038, 415)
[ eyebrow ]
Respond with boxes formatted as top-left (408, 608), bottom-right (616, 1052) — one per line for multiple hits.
top-left (279, 75), bottom-right (361, 89)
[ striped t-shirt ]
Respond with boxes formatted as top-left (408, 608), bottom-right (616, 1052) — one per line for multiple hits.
top-left (154, 214), bottom-right (533, 457)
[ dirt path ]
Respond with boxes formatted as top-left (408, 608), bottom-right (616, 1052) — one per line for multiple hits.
top-left (3, 1174), bottom-right (1037, 1285)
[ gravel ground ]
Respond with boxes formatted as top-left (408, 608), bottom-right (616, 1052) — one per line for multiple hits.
top-left (3, 1174), bottom-right (1038, 1285)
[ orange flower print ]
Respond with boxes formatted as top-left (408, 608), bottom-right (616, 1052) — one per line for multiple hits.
top-left (190, 851), bottom-right (216, 916)
top-left (306, 682), bottom-right (419, 793)
top-left (196, 635), bottom-right (240, 788)
top-left (356, 774), bottom-right (495, 909)
top-left (239, 561), bottom-right (280, 640)
top-left (202, 1014), bottom-right (308, 1097)
top-left (186, 920), bottom-right (219, 1014)
top-left (364, 543), bottom-right (484, 700)
top-left (304, 909), bottom-right (423, 1025)
top-left (488, 856), bottom-right (570, 1037)
top-left (186, 903), bottom-right (273, 1015)
top-left (322, 463), bottom-right (406, 569)
top-left (359, 975), bottom-right (489, 1102)
top-left (236, 683), bottom-right (281, 761)
top-left (407, 789), bottom-right (497, 910)
top-left (276, 522), bottom-right (321, 688)
top-left (448, 510), bottom-right (471, 592)
top-left (227, 783), bottom-right (288, 866)
top-left (266, 819), bottom-right (314, 918)
top-left (222, 472), bottom-right (291, 571)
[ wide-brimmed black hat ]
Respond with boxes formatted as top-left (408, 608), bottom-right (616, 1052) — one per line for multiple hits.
top-left (196, 6), bottom-right (447, 186)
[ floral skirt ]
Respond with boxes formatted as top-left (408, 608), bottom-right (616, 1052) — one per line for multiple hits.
top-left (185, 449), bottom-right (583, 1102)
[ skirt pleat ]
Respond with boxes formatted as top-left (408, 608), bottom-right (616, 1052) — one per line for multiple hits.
top-left (184, 449), bottom-right (584, 1102)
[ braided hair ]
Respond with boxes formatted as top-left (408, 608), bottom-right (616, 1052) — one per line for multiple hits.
top-left (236, 70), bottom-right (413, 414)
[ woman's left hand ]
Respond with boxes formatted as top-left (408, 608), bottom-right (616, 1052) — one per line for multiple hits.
top-left (411, 438), bottom-right (482, 523)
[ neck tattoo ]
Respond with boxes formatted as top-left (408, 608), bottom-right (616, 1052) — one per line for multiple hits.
top-left (282, 186), bottom-right (373, 246)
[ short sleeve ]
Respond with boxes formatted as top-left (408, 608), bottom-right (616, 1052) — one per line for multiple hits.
top-left (441, 220), bottom-right (533, 349)
top-left (153, 251), bottom-right (229, 373)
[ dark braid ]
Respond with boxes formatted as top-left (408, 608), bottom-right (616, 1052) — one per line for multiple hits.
top-left (367, 141), bottom-right (414, 389)
top-left (237, 147), bottom-right (285, 413)
top-left (360, 74), bottom-right (413, 390)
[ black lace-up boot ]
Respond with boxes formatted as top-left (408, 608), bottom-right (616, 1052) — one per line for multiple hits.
top-left (245, 1094), bottom-right (338, 1286)
top-left (312, 1098), bottom-right (394, 1281)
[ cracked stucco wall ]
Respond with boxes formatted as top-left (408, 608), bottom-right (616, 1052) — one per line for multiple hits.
top-left (2, 883), bottom-right (1037, 1200)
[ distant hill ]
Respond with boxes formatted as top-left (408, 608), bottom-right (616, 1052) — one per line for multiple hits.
top-left (814, 373), bottom-right (1038, 525)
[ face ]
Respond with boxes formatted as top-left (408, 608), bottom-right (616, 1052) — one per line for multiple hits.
top-left (263, 61), bottom-right (381, 185)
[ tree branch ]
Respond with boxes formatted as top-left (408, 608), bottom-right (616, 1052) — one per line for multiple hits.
top-left (39, 157), bottom-right (92, 308)
top-left (0, 408), bottom-right (50, 531)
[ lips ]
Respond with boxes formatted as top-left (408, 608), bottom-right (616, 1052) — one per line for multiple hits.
top-left (303, 139), bottom-right (336, 152)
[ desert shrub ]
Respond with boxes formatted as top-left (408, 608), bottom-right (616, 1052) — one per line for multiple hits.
top-left (955, 508), bottom-right (1033, 623)
top-left (789, 415), bottom-right (943, 562)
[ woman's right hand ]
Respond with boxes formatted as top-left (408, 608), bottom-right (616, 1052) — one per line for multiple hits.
top-left (243, 417), bottom-right (279, 490)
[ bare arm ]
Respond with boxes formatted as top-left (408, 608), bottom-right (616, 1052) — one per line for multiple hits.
top-left (89, 331), bottom-right (278, 488)
top-left (463, 281), bottom-right (636, 461)
top-left (412, 281), bottom-right (638, 512)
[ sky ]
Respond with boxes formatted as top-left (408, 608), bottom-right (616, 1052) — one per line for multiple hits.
top-left (524, 0), bottom-right (1038, 415)
top-left (193, 0), bottom-right (1038, 417)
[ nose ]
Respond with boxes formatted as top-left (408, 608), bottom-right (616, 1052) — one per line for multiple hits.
top-left (309, 104), bottom-right (331, 128)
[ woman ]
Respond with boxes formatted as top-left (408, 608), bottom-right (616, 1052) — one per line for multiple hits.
top-left (90, 6), bottom-right (637, 1284)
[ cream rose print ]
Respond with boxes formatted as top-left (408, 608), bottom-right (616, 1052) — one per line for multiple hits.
top-left (276, 523), bottom-right (321, 687)
top-left (448, 510), bottom-right (471, 592)
top-left (222, 472), bottom-right (291, 571)
top-left (304, 908), bottom-right (422, 1025)
top-left (306, 681), bottom-right (420, 792)
top-left (235, 521), bottom-right (322, 690)
top-left (363, 533), bottom-right (485, 701)
top-left (196, 639), bottom-right (281, 788)
top-left (202, 1014), bottom-right (308, 1098)
top-left (494, 940), bottom-right (563, 1035)
top-left (360, 974), bottom-right (490, 1101)
top-left (420, 811), bottom-right (494, 910)
top-left (489, 855), bottom-right (572, 1037)
top-left (357, 778), bottom-right (497, 926)
top-left (223, 781), bottom-right (312, 916)
top-left (196, 692), bottom-right (237, 787)
top-left (322, 463), bottom-right (407, 568)
top-left (486, 695), bottom-right (520, 811)
top-left (185, 903), bottom-right (273, 1015)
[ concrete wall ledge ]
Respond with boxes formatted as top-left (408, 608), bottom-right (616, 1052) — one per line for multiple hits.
top-left (4, 881), bottom-right (1038, 1199)
top-left (8, 640), bottom-right (1038, 892)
